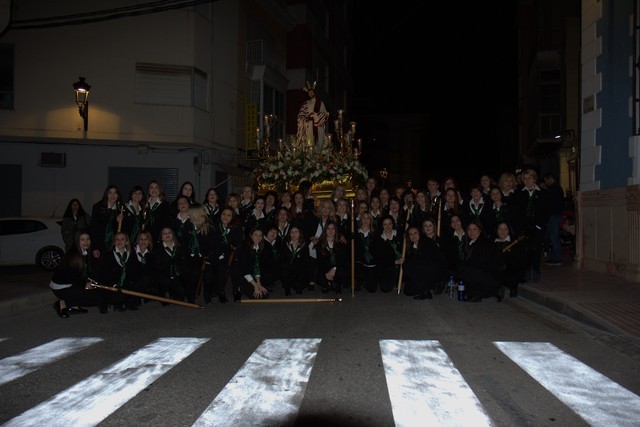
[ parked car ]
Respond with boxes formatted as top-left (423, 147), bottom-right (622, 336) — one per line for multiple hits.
top-left (0, 217), bottom-right (65, 270)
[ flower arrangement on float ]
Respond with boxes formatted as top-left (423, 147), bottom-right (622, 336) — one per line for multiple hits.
top-left (254, 102), bottom-right (369, 194)
top-left (255, 135), bottom-right (368, 193)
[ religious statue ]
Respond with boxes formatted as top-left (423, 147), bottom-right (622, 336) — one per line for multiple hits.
top-left (296, 81), bottom-right (328, 144)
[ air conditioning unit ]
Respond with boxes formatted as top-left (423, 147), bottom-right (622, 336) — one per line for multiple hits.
top-left (39, 152), bottom-right (66, 168)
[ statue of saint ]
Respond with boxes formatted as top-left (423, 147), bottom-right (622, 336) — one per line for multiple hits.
top-left (296, 81), bottom-right (328, 144)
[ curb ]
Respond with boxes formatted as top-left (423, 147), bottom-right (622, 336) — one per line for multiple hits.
top-left (0, 291), bottom-right (52, 318)
top-left (518, 284), bottom-right (628, 336)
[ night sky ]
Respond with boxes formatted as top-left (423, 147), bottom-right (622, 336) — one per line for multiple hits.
top-left (349, 3), bottom-right (518, 188)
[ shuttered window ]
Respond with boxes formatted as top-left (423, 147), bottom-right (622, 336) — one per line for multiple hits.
top-left (134, 63), bottom-right (207, 110)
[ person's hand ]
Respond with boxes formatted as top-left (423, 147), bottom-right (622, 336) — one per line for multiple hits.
top-left (85, 281), bottom-right (94, 290)
top-left (253, 283), bottom-right (268, 299)
top-left (117, 212), bottom-right (124, 224)
top-left (339, 235), bottom-right (347, 244)
top-left (92, 249), bottom-right (100, 259)
top-left (395, 257), bottom-right (404, 265)
top-left (325, 268), bottom-right (336, 281)
top-left (312, 236), bottom-right (319, 245)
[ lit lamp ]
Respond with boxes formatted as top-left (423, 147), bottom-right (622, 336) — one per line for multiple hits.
top-left (72, 77), bottom-right (91, 131)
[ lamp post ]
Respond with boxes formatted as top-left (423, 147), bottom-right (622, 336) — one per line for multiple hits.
top-left (72, 77), bottom-right (91, 132)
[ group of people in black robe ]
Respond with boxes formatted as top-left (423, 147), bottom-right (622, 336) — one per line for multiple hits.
top-left (50, 168), bottom-right (556, 317)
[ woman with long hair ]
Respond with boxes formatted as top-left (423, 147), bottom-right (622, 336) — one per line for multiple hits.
top-left (354, 212), bottom-right (378, 292)
top-left (400, 226), bottom-right (448, 300)
top-left (50, 230), bottom-right (102, 318)
top-left (316, 222), bottom-right (348, 294)
top-left (183, 203), bottom-right (214, 304)
top-left (143, 180), bottom-right (171, 244)
top-left (211, 207), bottom-right (244, 302)
top-left (374, 215), bottom-right (404, 293)
top-left (122, 185), bottom-right (145, 245)
top-left (280, 225), bottom-right (308, 295)
top-left (61, 199), bottom-right (91, 252)
top-left (235, 227), bottom-right (271, 299)
top-left (89, 184), bottom-right (124, 260)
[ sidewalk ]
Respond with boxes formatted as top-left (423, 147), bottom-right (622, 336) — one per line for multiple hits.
top-left (1, 264), bottom-right (640, 342)
top-left (518, 263), bottom-right (640, 339)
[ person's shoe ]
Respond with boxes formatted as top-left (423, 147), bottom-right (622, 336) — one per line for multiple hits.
top-left (53, 301), bottom-right (69, 318)
top-left (114, 303), bottom-right (126, 312)
top-left (285, 288), bottom-right (292, 296)
top-left (233, 290), bottom-right (242, 302)
top-left (99, 302), bottom-right (109, 313)
top-left (308, 282), bottom-right (315, 291)
top-left (497, 286), bottom-right (506, 302)
top-left (218, 292), bottom-right (228, 304)
top-left (68, 306), bottom-right (88, 314)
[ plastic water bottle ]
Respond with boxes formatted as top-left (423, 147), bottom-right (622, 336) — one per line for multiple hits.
top-left (457, 281), bottom-right (465, 301)
top-left (448, 276), bottom-right (455, 299)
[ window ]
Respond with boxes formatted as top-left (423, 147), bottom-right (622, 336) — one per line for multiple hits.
top-left (0, 45), bottom-right (14, 109)
top-left (135, 63), bottom-right (208, 110)
top-left (262, 83), bottom-right (285, 140)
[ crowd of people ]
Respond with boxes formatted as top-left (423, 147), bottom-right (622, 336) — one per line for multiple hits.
top-left (50, 169), bottom-right (570, 318)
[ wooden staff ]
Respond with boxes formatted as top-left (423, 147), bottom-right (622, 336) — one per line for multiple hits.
top-left (89, 279), bottom-right (203, 309)
top-left (502, 234), bottom-right (527, 253)
top-left (239, 298), bottom-right (342, 304)
top-left (436, 198), bottom-right (442, 237)
top-left (396, 208), bottom-right (411, 295)
top-left (350, 199), bottom-right (356, 298)
top-left (194, 256), bottom-right (209, 298)
top-left (116, 203), bottom-right (125, 233)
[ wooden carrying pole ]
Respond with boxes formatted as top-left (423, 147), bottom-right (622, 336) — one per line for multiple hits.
top-left (239, 298), bottom-right (342, 304)
top-left (89, 279), bottom-right (203, 309)
top-left (436, 198), bottom-right (442, 237)
top-left (350, 199), bottom-right (356, 298)
top-left (396, 208), bottom-right (411, 295)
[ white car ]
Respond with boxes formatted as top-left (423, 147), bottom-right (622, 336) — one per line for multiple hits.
top-left (0, 217), bottom-right (65, 270)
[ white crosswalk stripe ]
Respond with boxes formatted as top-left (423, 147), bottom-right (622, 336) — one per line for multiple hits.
top-left (495, 341), bottom-right (640, 427)
top-left (0, 337), bottom-right (103, 386)
top-left (380, 339), bottom-right (493, 427)
top-left (1, 337), bottom-right (639, 426)
top-left (193, 338), bottom-right (321, 426)
top-left (3, 337), bottom-right (208, 427)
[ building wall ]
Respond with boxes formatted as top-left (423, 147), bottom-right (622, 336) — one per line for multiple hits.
top-left (578, 0), bottom-right (640, 282)
top-left (0, 141), bottom-right (205, 217)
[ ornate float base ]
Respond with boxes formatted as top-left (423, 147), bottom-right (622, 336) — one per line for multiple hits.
top-left (258, 177), bottom-right (356, 199)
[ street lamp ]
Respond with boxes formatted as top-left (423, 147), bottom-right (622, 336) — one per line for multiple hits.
top-left (72, 77), bottom-right (91, 131)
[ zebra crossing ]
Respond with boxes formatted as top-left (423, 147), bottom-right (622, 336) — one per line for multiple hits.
top-left (1, 337), bottom-right (639, 426)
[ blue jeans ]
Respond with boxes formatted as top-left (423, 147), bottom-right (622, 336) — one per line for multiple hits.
top-left (546, 214), bottom-right (562, 262)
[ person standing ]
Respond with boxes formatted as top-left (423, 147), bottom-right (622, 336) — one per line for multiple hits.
top-left (89, 185), bottom-right (124, 260)
top-left (543, 172), bottom-right (565, 266)
top-left (514, 169), bottom-right (548, 282)
top-left (61, 199), bottom-right (91, 252)
top-left (143, 180), bottom-right (171, 245)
